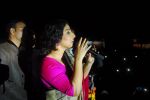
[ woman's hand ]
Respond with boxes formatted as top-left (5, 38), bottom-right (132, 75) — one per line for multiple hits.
top-left (86, 53), bottom-right (95, 64)
top-left (73, 37), bottom-right (92, 96)
top-left (75, 37), bottom-right (92, 61)
top-left (83, 53), bottom-right (95, 78)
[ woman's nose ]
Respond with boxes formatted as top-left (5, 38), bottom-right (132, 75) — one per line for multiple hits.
top-left (72, 32), bottom-right (76, 38)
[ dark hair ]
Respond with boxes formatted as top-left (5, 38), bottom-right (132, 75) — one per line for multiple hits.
top-left (5, 19), bottom-right (25, 38)
top-left (41, 19), bottom-right (69, 56)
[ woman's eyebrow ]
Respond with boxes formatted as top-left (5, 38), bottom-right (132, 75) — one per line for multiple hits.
top-left (65, 29), bottom-right (71, 31)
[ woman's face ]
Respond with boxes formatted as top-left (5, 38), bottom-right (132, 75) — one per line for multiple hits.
top-left (59, 24), bottom-right (76, 49)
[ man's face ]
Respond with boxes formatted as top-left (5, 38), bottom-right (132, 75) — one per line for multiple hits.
top-left (13, 22), bottom-right (26, 41)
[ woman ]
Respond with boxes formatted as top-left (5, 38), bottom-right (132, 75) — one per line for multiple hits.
top-left (40, 19), bottom-right (94, 100)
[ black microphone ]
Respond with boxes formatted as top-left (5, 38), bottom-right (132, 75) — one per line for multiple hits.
top-left (88, 49), bottom-right (104, 59)
top-left (87, 41), bottom-right (105, 48)
top-left (87, 41), bottom-right (105, 68)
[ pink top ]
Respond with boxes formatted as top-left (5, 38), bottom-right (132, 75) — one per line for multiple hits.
top-left (41, 56), bottom-right (74, 96)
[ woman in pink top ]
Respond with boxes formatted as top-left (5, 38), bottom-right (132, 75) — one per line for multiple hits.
top-left (40, 19), bottom-right (95, 100)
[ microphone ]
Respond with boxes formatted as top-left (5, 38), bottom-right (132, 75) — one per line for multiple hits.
top-left (87, 40), bottom-right (105, 68)
top-left (87, 41), bottom-right (105, 48)
top-left (88, 49), bottom-right (104, 59)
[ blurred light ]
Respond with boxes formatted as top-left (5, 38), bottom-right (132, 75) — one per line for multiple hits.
top-left (134, 55), bottom-right (138, 58)
top-left (123, 57), bottom-right (126, 61)
top-left (126, 68), bottom-right (131, 72)
top-left (104, 55), bottom-right (107, 58)
top-left (100, 90), bottom-right (109, 96)
top-left (144, 88), bottom-right (148, 92)
top-left (116, 69), bottom-right (120, 72)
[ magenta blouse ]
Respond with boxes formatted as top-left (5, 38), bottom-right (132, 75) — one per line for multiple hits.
top-left (40, 56), bottom-right (74, 96)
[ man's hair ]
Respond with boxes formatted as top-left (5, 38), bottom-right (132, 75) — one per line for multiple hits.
top-left (5, 19), bottom-right (25, 38)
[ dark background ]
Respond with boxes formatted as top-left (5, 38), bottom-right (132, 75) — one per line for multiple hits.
top-left (0, 3), bottom-right (150, 98)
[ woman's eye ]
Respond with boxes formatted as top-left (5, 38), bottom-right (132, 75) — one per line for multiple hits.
top-left (67, 31), bottom-right (71, 34)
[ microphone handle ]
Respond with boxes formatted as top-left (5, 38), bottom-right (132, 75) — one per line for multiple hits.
top-left (88, 49), bottom-right (104, 60)
top-left (88, 49), bottom-right (99, 56)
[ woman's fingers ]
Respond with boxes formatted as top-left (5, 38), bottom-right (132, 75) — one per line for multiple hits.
top-left (85, 45), bottom-right (92, 53)
top-left (78, 37), bottom-right (82, 47)
top-left (78, 38), bottom-right (92, 52)
top-left (81, 38), bottom-right (87, 48)
top-left (78, 37), bottom-right (88, 48)
top-left (76, 37), bottom-right (92, 59)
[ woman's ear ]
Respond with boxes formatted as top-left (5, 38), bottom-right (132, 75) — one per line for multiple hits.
top-left (56, 43), bottom-right (60, 49)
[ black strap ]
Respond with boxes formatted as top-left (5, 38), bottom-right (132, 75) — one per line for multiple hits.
top-left (2, 83), bottom-right (5, 93)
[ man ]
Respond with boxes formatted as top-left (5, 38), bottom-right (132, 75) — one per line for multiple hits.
top-left (0, 20), bottom-right (27, 100)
